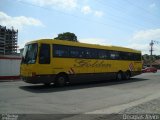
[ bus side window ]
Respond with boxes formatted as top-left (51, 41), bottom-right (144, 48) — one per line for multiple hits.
top-left (39, 44), bottom-right (50, 64)
top-left (98, 50), bottom-right (106, 59)
top-left (53, 45), bottom-right (69, 57)
top-left (110, 51), bottom-right (118, 60)
top-left (69, 46), bottom-right (79, 58)
top-left (134, 53), bottom-right (141, 61)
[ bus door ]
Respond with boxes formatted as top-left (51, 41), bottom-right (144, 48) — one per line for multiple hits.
top-left (37, 43), bottom-right (52, 75)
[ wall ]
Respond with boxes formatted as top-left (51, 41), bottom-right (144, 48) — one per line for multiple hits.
top-left (0, 55), bottom-right (21, 80)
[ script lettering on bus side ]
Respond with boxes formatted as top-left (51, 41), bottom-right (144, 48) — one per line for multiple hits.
top-left (73, 59), bottom-right (111, 68)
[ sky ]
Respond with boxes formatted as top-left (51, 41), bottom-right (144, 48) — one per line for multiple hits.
top-left (0, 0), bottom-right (160, 55)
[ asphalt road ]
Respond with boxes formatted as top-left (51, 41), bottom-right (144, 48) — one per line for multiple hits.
top-left (0, 71), bottom-right (160, 119)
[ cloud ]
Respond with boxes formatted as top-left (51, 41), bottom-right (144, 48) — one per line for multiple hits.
top-left (19, 0), bottom-right (103, 17)
top-left (79, 36), bottom-right (159, 55)
top-left (19, 34), bottom-right (55, 49)
top-left (81, 6), bottom-right (92, 14)
top-left (94, 11), bottom-right (104, 17)
top-left (0, 11), bottom-right (44, 29)
top-left (132, 28), bottom-right (160, 42)
top-left (127, 43), bottom-right (160, 55)
top-left (149, 3), bottom-right (156, 8)
top-left (126, 43), bottom-right (150, 55)
top-left (21, 0), bottom-right (77, 10)
top-left (129, 28), bottom-right (160, 55)
top-left (81, 5), bottom-right (103, 17)
top-left (79, 38), bottom-right (112, 45)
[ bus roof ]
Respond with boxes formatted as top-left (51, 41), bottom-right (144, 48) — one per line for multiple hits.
top-left (26, 39), bottom-right (141, 53)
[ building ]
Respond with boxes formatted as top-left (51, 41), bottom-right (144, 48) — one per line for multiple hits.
top-left (152, 59), bottom-right (160, 69)
top-left (143, 59), bottom-right (160, 69)
top-left (0, 25), bottom-right (18, 55)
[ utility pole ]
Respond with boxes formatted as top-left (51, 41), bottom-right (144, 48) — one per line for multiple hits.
top-left (149, 40), bottom-right (160, 67)
top-left (149, 40), bottom-right (154, 67)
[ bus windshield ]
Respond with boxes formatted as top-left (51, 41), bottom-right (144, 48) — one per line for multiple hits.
top-left (21, 43), bottom-right (38, 64)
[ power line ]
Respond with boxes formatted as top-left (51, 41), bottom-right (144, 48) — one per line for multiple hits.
top-left (15, 0), bottom-right (139, 32)
top-left (126, 0), bottom-right (160, 17)
top-left (95, 0), bottom-right (148, 28)
top-left (125, 0), bottom-right (160, 23)
top-left (95, 0), bottom-right (159, 28)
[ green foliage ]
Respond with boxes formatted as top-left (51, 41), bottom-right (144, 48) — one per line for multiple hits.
top-left (142, 54), bottom-right (150, 60)
top-left (54, 32), bottom-right (78, 42)
top-left (142, 54), bottom-right (160, 61)
top-left (142, 54), bottom-right (160, 65)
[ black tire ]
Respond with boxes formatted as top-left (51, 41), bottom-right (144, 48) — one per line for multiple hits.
top-left (124, 72), bottom-right (130, 80)
top-left (44, 83), bottom-right (51, 86)
top-left (55, 75), bottom-right (66, 87)
top-left (116, 72), bottom-right (123, 80)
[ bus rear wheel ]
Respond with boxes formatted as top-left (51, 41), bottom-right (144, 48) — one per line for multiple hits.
top-left (124, 72), bottom-right (130, 80)
top-left (116, 72), bottom-right (123, 80)
top-left (55, 75), bottom-right (66, 87)
top-left (44, 83), bottom-right (51, 86)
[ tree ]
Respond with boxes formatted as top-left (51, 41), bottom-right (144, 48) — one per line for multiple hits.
top-left (54, 32), bottom-right (78, 42)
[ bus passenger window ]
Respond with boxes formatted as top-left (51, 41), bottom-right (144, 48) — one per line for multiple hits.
top-left (69, 46), bottom-right (79, 58)
top-left (110, 52), bottom-right (116, 59)
top-left (53, 45), bottom-right (68, 57)
top-left (55, 50), bottom-right (65, 57)
top-left (39, 44), bottom-right (50, 64)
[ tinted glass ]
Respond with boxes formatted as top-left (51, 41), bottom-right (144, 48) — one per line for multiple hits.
top-left (52, 44), bottom-right (141, 61)
top-left (39, 44), bottom-right (50, 64)
top-left (21, 43), bottom-right (38, 64)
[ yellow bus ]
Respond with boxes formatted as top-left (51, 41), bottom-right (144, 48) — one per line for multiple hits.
top-left (20, 39), bottom-right (142, 86)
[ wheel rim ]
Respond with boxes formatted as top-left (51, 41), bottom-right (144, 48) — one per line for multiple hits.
top-left (117, 73), bottom-right (122, 80)
top-left (126, 73), bottom-right (130, 80)
top-left (57, 76), bottom-right (65, 86)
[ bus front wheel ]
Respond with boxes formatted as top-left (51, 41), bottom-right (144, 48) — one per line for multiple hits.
top-left (55, 75), bottom-right (66, 87)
